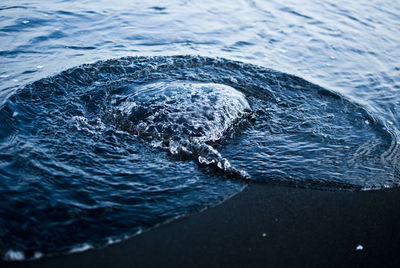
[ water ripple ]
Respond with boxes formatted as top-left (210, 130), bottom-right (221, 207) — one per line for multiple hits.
top-left (0, 55), bottom-right (399, 259)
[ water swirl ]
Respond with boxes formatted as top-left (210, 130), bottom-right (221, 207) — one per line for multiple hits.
top-left (0, 55), bottom-right (399, 260)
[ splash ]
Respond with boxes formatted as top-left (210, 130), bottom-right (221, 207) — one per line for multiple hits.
top-left (0, 55), bottom-right (399, 260)
top-left (108, 82), bottom-right (252, 177)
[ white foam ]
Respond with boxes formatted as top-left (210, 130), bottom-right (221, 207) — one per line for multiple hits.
top-left (3, 250), bottom-right (25, 261)
top-left (72, 116), bottom-right (106, 134)
top-left (3, 250), bottom-right (44, 261)
top-left (33, 251), bottom-right (44, 259)
top-left (68, 243), bottom-right (93, 253)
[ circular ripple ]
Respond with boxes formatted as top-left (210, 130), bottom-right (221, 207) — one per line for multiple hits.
top-left (0, 55), bottom-right (399, 260)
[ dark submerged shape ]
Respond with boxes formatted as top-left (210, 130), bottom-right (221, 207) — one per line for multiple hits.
top-left (0, 55), bottom-right (398, 260)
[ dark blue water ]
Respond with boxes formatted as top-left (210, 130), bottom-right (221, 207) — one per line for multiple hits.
top-left (1, 0), bottom-right (400, 261)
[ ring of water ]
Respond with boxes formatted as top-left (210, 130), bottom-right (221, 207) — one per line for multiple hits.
top-left (0, 55), bottom-right (398, 260)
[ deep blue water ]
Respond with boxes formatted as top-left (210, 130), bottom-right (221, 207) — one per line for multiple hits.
top-left (1, 0), bottom-right (400, 261)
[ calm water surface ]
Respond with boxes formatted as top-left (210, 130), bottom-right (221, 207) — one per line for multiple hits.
top-left (0, 0), bottom-right (399, 261)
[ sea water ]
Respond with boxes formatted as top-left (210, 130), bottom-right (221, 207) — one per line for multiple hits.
top-left (0, 0), bottom-right (399, 261)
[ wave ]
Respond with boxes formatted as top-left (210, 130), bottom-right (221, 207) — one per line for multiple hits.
top-left (1, 55), bottom-right (399, 260)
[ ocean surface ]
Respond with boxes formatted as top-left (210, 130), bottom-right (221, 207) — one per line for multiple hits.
top-left (1, 0), bottom-right (399, 261)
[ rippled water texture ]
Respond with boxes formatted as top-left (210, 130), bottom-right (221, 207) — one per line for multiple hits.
top-left (1, 55), bottom-right (399, 260)
top-left (1, 0), bottom-right (400, 261)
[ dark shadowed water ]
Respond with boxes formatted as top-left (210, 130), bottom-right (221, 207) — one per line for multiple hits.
top-left (0, 0), bottom-right (399, 261)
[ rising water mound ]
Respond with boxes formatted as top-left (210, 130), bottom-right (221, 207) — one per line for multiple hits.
top-left (0, 55), bottom-right (399, 260)
top-left (107, 82), bottom-right (251, 176)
